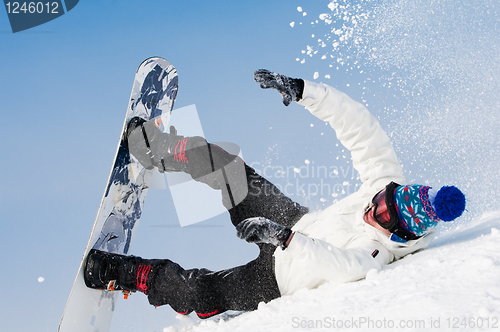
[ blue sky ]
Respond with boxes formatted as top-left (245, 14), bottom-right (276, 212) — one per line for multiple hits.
top-left (1, 1), bottom-right (499, 331)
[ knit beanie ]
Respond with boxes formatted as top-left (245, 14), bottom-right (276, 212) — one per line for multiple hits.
top-left (393, 185), bottom-right (466, 237)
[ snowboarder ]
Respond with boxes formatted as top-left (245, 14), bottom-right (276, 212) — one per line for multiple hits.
top-left (84, 70), bottom-right (466, 319)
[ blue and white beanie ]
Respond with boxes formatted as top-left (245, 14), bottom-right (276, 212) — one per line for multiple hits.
top-left (394, 185), bottom-right (466, 237)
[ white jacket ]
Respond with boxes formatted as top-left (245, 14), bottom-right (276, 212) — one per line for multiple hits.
top-left (273, 81), bottom-right (435, 296)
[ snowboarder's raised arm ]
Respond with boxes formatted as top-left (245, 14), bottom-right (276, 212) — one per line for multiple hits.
top-left (254, 70), bottom-right (404, 192)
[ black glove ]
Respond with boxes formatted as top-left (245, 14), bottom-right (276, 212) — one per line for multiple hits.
top-left (236, 217), bottom-right (293, 250)
top-left (254, 69), bottom-right (304, 106)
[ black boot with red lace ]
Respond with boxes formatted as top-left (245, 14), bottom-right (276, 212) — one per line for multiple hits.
top-left (83, 249), bottom-right (223, 318)
top-left (84, 249), bottom-right (154, 298)
top-left (124, 116), bottom-right (212, 174)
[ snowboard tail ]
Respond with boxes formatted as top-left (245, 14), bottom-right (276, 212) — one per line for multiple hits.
top-left (58, 57), bottom-right (178, 332)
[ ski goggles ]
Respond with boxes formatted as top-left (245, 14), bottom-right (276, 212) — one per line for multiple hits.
top-left (371, 182), bottom-right (421, 241)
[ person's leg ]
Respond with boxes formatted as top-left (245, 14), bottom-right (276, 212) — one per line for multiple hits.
top-left (125, 117), bottom-right (308, 228)
top-left (85, 245), bottom-right (279, 319)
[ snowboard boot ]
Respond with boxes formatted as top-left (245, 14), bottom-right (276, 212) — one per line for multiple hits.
top-left (84, 249), bottom-right (221, 317)
top-left (84, 249), bottom-right (149, 295)
top-left (124, 116), bottom-right (214, 175)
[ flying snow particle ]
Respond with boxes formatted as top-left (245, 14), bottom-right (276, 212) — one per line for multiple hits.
top-left (38, 277), bottom-right (45, 283)
top-left (290, 22), bottom-right (295, 28)
top-left (319, 13), bottom-right (332, 24)
top-left (313, 72), bottom-right (319, 79)
top-left (305, 159), bottom-right (311, 164)
top-left (297, 6), bottom-right (303, 12)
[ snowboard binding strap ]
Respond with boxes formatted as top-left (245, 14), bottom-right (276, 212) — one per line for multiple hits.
top-left (139, 121), bottom-right (167, 172)
top-left (106, 280), bottom-right (117, 291)
top-left (106, 280), bottom-right (131, 300)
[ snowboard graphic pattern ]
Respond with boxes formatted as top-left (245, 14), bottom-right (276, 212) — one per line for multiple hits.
top-left (59, 57), bottom-right (177, 332)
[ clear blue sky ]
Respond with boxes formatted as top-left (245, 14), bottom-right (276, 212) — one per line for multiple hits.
top-left (1, 1), bottom-right (499, 331)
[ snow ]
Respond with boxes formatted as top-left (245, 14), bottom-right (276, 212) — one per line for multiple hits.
top-left (162, 211), bottom-right (500, 331)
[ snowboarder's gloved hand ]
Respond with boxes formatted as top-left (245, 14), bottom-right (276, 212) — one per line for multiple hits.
top-left (254, 69), bottom-right (304, 106)
top-left (236, 217), bottom-right (293, 250)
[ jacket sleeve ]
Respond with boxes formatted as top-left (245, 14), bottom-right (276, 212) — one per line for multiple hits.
top-left (286, 232), bottom-right (392, 283)
top-left (298, 81), bottom-right (405, 191)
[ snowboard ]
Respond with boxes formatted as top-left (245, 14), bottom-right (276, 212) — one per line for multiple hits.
top-left (58, 57), bottom-right (178, 332)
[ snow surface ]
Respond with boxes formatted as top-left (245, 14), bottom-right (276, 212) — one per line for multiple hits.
top-left (163, 211), bottom-right (500, 331)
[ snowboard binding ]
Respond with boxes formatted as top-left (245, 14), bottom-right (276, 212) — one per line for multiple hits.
top-left (123, 116), bottom-right (193, 173)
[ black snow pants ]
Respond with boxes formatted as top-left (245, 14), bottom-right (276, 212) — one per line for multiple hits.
top-left (139, 140), bottom-right (309, 318)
